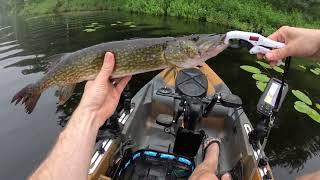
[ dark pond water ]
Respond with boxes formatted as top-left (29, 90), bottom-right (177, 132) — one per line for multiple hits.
top-left (0, 11), bottom-right (319, 180)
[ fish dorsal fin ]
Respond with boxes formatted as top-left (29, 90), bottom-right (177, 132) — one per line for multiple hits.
top-left (44, 53), bottom-right (70, 73)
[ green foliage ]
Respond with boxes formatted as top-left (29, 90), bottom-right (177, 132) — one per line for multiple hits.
top-left (256, 81), bottom-right (267, 92)
top-left (310, 68), bottom-right (320, 75)
top-left (109, 21), bottom-right (137, 28)
top-left (14, 0), bottom-right (320, 34)
top-left (240, 65), bottom-right (261, 74)
top-left (125, 0), bottom-right (165, 15)
top-left (83, 28), bottom-right (96, 32)
top-left (256, 61), bottom-right (271, 69)
top-left (294, 101), bottom-right (311, 113)
top-left (298, 65), bottom-right (306, 70)
top-left (82, 22), bottom-right (105, 33)
top-left (272, 66), bottom-right (284, 73)
top-left (292, 90), bottom-right (312, 105)
top-left (252, 74), bottom-right (270, 82)
top-left (294, 101), bottom-right (320, 123)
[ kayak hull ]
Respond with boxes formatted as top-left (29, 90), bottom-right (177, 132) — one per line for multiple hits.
top-left (88, 64), bottom-right (273, 180)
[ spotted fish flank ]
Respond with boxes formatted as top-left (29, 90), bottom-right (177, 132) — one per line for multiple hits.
top-left (11, 34), bottom-right (228, 113)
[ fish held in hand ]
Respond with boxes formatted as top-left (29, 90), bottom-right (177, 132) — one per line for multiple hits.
top-left (11, 34), bottom-right (227, 113)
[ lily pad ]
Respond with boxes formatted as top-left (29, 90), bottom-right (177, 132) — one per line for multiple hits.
top-left (252, 74), bottom-right (270, 82)
top-left (294, 101), bottom-right (320, 123)
top-left (110, 23), bottom-right (117, 26)
top-left (256, 61), bottom-right (271, 69)
top-left (129, 25), bottom-right (137, 28)
top-left (294, 101), bottom-right (311, 114)
top-left (116, 21), bottom-right (122, 24)
top-left (311, 69), bottom-right (320, 75)
top-left (292, 90), bottom-right (312, 105)
top-left (240, 65), bottom-right (261, 74)
top-left (83, 28), bottom-right (96, 32)
top-left (91, 22), bottom-right (99, 25)
top-left (308, 109), bottom-right (320, 123)
top-left (123, 21), bottom-right (134, 26)
top-left (256, 81), bottom-right (267, 92)
top-left (316, 103), bottom-right (320, 110)
top-left (272, 66), bottom-right (284, 73)
top-left (297, 65), bottom-right (306, 70)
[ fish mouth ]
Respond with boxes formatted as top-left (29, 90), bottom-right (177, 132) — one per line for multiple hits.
top-left (196, 34), bottom-right (227, 55)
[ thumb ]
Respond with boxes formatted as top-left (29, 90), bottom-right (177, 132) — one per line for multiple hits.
top-left (96, 52), bottom-right (115, 83)
top-left (265, 47), bottom-right (290, 61)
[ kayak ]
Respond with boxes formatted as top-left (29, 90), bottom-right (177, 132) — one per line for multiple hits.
top-left (87, 64), bottom-right (273, 180)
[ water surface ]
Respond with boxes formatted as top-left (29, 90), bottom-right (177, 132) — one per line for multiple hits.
top-left (0, 11), bottom-right (319, 180)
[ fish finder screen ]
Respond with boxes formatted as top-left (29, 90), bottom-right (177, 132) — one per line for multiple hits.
top-left (264, 82), bottom-right (280, 106)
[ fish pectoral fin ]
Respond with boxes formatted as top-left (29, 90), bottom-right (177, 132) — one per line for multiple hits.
top-left (44, 53), bottom-right (70, 73)
top-left (55, 84), bottom-right (76, 105)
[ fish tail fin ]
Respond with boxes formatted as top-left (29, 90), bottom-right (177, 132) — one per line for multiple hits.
top-left (11, 84), bottom-right (41, 114)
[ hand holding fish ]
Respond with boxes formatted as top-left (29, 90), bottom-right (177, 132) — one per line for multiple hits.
top-left (77, 52), bottom-right (131, 128)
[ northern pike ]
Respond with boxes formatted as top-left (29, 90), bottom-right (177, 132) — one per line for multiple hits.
top-left (11, 34), bottom-right (228, 113)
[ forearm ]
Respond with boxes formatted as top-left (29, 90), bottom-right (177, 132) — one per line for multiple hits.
top-left (30, 107), bottom-right (100, 180)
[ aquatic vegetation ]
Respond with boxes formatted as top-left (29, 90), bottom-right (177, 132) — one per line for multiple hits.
top-left (291, 90), bottom-right (312, 105)
top-left (256, 81), bottom-right (267, 92)
top-left (294, 101), bottom-right (320, 123)
top-left (256, 61), bottom-right (271, 69)
top-left (83, 22), bottom-right (105, 33)
top-left (294, 101), bottom-right (312, 114)
top-left (240, 65), bottom-right (261, 74)
top-left (272, 66), bottom-right (284, 73)
top-left (240, 65), bottom-right (269, 92)
top-left (310, 68), bottom-right (320, 75)
top-left (298, 65), bottom-right (306, 70)
top-left (83, 28), bottom-right (96, 32)
top-left (252, 74), bottom-right (270, 82)
top-left (241, 64), bottom-right (319, 123)
top-left (110, 21), bottom-right (137, 28)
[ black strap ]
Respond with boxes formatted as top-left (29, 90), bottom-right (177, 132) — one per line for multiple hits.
top-left (273, 56), bottom-right (291, 111)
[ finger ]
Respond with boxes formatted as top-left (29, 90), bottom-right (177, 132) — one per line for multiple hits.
top-left (268, 30), bottom-right (281, 41)
top-left (96, 52), bottom-right (115, 83)
top-left (221, 173), bottom-right (232, 180)
top-left (115, 76), bottom-right (132, 93)
top-left (268, 26), bottom-right (291, 43)
top-left (265, 47), bottom-right (290, 61)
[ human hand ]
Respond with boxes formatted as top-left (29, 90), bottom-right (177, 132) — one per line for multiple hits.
top-left (258, 26), bottom-right (320, 65)
top-left (77, 52), bottom-right (131, 128)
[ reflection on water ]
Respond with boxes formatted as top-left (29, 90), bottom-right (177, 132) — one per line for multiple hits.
top-left (0, 11), bottom-right (319, 180)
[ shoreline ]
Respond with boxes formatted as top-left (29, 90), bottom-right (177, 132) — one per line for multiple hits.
top-left (9, 0), bottom-right (320, 35)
